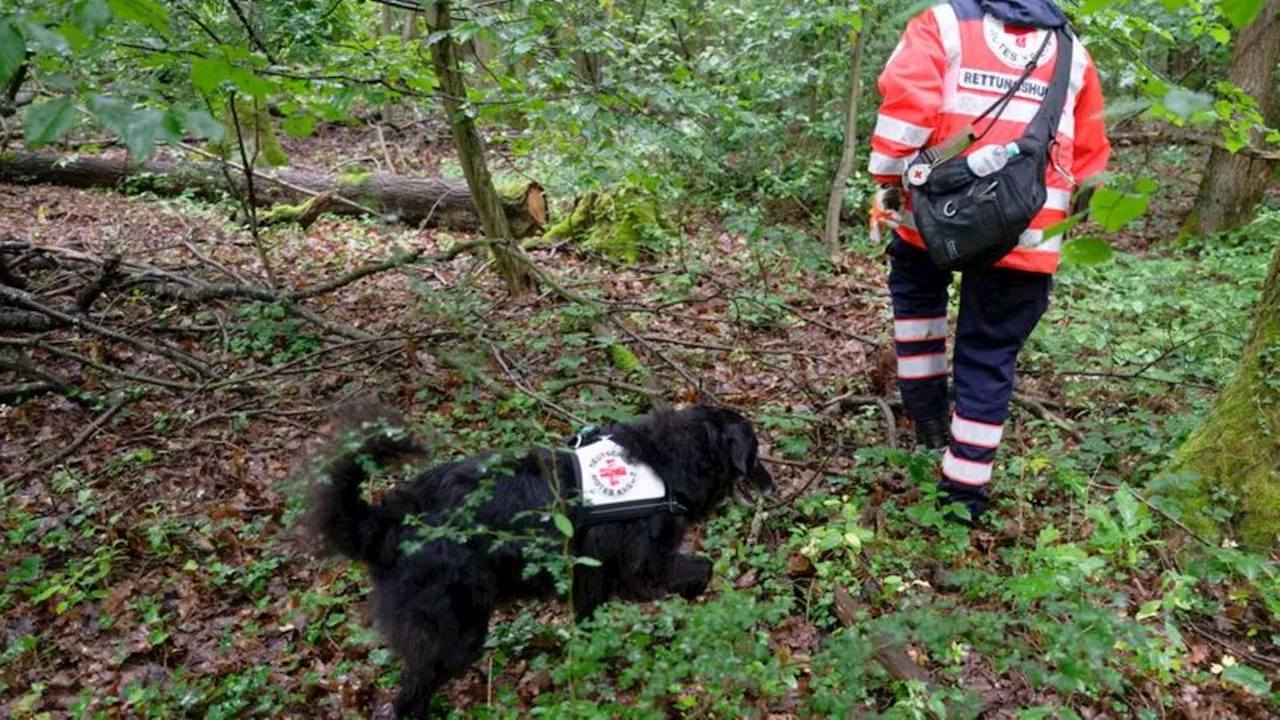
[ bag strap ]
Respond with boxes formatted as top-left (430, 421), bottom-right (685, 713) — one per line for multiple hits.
top-left (1020, 27), bottom-right (1074, 144)
top-left (914, 24), bottom-right (1061, 167)
top-left (969, 28), bottom-right (1054, 141)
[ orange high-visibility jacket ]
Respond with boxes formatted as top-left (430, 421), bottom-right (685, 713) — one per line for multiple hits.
top-left (869, 0), bottom-right (1110, 274)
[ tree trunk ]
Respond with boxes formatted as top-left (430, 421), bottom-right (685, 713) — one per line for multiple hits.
top-left (381, 5), bottom-right (396, 35)
top-left (1181, 0), bottom-right (1280, 237)
top-left (824, 26), bottom-right (868, 249)
top-left (1170, 241), bottom-right (1280, 548)
top-left (0, 152), bottom-right (547, 236)
top-left (425, 1), bottom-right (536, 295)
top-left (402, 10), bottom-right (420, 42)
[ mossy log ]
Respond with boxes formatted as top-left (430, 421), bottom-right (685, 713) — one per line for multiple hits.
top-left (532, 188), bottom-right (673, 262)
top-left (1169, 241), bottom-right (1280, 549)
top-left (0, 152), bottom-right (547, 236)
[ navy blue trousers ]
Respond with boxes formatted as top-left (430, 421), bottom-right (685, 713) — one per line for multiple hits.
top-left (887, 235), bottom-right (1052, 510)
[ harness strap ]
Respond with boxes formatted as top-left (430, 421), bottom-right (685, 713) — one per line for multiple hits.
top-left (572, 496), bottom-right (690, 526)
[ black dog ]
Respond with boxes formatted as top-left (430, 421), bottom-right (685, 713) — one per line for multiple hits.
top-left (308, 403), bottom-right (774, 718)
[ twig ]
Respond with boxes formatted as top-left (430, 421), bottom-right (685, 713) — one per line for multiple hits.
top-left (227, 94), bottom-right (279, 288)
top-left (287, 242), bottom-right (491, 300)
top-left (7, 338), bottom-right (203, 392)
top-left (131, 240), bottom-right (493, 303)
top-left (742, 297), bottom-right (881, 347)
top-left (769, 443), bottom-right (838, 509)
top-left (179, 236), bottom-right (254, 286)
top-left (1014, 392), bottom-right (1083, 442)
top-left (545, 374), bottom-right (659, 399)
top-left (1091, 480), bottom-right (1217, 548)
top-left (761, 454), bottom-right (815, 469)
top-left (0, 284), bottom-right (211, 376)
top-left (825, 393), bottom-right (898, 449)
top-left (609, 316), bottom-right (712, 401)
top-left (0, 309), bottom-right (56, 332)
top-left (204, 333), bottom-right (445, 391)
top-left (0, 381), bottom-right (57, 403)
top-left (286, 302), bottom-right (375, 341)
top-left (226, 0), bottom-right (276, 63)
top-left (14, 242), bottom-right (203, 289)
top-left (485, 341), bottom-right (585, 425)
top-left (3, 394), bottom-right (128, 486)
top-left (0, 348), bottom-right (72, 392)
top-left (1110, 130), bottom-right (1280, 161)
top-left (374, 123), bottom-right (397, 173)
top-left (0, 253), bottom-right (29, 289)
top-left (176, 2), bottom-right (224, 45)
top-left (638, 334), bottom-right (822, 358)
top-left (785, 303), bottom-right (881, 347)
top-left (186, 402), bottom-right (336, 433)
top-left (1027, 334), bottom-right (1224, 390)
top-left (1050, 370), bottom-right (1216, 391)
top-left (832, 583), bottom-right (942, 697)
top-left (1183, 619), bottom-right (1280, 671)
top-left (872, 396), bottom-right (897, 449)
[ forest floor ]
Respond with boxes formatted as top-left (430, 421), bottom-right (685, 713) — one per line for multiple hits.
top-left (1, 125), bottom-right (1278, 719)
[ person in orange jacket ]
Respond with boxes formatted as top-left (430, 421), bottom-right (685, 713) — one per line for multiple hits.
top-left (868, 0), bottom-right (1110, 524)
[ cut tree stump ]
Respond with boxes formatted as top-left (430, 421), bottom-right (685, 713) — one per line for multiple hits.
top-left (0, 152), bottom-right (547, 236)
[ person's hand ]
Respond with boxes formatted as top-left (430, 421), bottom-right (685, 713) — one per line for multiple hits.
top-left (869, 184), bottom-right (903, 243)
top-left (1070, 184), bottom-right (1097, 217)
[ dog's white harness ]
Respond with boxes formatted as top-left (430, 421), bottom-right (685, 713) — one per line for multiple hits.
top-left (569, 430), bottom-right (687, 524)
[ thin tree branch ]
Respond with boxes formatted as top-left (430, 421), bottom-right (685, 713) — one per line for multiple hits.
top-left (0, 381), bottom-right (58, 403)
top-left (0, 348), bottom-right (72, 392)
top-left (768, 443), bottom-right (839, 510)
top-left (1014, 392), bottom-right (1084, 442)
top-left (226, 0), bottom-right (277, 63)
top-left (544, 374), bottom-right (658, 399)
top-left (227, 93), bottom-right (279, 288)
top-left (1, 338), bottom-right (203, 392)
top-left (485, 340), bottom-right (586, 425)
top-left (780, 301), bottom-right (881, 347)
top-left (3, 394), bottom-right (128, 486)
top-left (0, 284), bottom-right (212, 376)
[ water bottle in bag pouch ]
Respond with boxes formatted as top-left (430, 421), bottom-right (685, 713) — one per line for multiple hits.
top-left (964, 142), bottom-right (1021, 177)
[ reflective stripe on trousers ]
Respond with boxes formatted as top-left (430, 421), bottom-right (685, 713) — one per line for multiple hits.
top-left (886, 234), bottom-right (1052, 491)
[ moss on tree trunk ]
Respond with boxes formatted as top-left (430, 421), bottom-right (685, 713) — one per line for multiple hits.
top-left (1170, 242), bottom-right (1280, 548)
top-left (531, 188), bottom-right (672, 263)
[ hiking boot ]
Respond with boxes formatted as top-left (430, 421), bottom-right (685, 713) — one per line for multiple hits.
top-left (914, 414), bottom-right (949, 451)
top-left (939, 479), bottom-right (989, 527)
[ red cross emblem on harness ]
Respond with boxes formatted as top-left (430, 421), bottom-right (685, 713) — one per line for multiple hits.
top-left (599, 458), bottom-right (629, 487)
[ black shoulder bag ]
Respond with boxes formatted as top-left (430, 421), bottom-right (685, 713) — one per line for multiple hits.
top-left (905, 25), bottom-right (1074, 273)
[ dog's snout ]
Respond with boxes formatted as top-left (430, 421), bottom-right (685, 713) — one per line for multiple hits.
top-left (747, 461), bottom-right (775, 494)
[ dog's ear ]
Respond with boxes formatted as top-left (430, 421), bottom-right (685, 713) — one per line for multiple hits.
top-left (724, 420), bottom-right (774, 492)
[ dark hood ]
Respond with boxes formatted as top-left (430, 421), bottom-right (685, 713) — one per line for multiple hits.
top-left (979, 0), bottom-right (1068, 28)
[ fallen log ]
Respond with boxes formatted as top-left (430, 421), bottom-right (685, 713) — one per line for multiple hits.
top-left (1110, 130), bottom-right (1280, 161)
top-left (0, 151), bottom-right (548, 236)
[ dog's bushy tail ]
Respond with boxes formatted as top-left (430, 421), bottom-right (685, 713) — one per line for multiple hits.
top-left (308, 400), bottom-right (425, 564)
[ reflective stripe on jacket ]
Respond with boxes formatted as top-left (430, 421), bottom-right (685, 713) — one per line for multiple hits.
top-left (869, 0), bottom-right (1110, 274)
